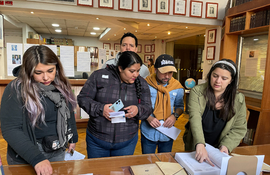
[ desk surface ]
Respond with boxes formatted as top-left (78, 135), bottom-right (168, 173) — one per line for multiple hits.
top-left (3, 144), bottom-right (270, 175)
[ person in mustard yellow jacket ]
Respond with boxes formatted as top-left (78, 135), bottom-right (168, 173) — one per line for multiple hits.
top-left (147, 58), bottom-right (155, 75)
top-left (183, 59), bottom-right (247, 166)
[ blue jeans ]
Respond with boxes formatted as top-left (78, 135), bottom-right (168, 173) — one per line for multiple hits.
top-left (86, 130), bottom-right (138, 158)
top-left (141, 134), bottom-right (174, 154)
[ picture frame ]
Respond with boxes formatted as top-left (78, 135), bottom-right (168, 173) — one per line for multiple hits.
top-left (206, 2), bottom-right (218, 19)
top-left (138, 0), bottom-right (152, 12)
top-left (99, 0), bottom-right (113, 9)
top-left (173, 0), bottom-right (186, 15)
top-left (207, 29), bottom-right (217, 44)
top-left (206, 46), bottom-right (215, 60)
top-left (114, 43), bottom-right (120, 51)
top-left (137, 44), bottom-right (142, 53)
top-left (151, 54), bottom-right (155, 60)
top-left (77, 0), bottom-right (93, 7)
top-left (145, 44), bottom-right (151, 53)
top-left (151, 44), bottom-right (155, 52)
top-left (103, 43), bottom-right (111, 50)
top-left (190, 0), bottom-right (203, 18)
top-left (144, 54), bottom-right (151, 62)
top-left (156, 0), bottom-right (169, 14)
top-left (119, 0), bottom-right (133, 11)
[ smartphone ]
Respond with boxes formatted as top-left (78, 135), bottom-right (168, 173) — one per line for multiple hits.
top-left (109, 99), bottom-right (124, 112)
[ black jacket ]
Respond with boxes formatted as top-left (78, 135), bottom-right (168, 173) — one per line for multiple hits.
top-left (77, 65), bottom-right (152, 143)
top-left (0, 79), bottom-right (78, 167)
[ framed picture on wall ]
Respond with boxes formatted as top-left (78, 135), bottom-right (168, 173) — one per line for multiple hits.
top-left (99, 0), bottom-right (113, 9)
top-left (151, 54), bottom-right (155, 60)
top-left (103, 43), bottom-right (111, 50)
top-left (138, 0), bottom-right (152, 12)
top-left (190, 0), bottom-right (203, 18)
top-left (151, 44), bottom-right (155, 52)
top-left (137, 44), bottom-right (142, 53)
top-left (206, 46), bottom-right (215, 60)
top-left (114, 43), bottom-right (120, 51)
top-left (119, 0), bottom-right (133, 11)
top-left (173, 0), bottom-right (186, 15)
top-left (207, 29), bottom-right (217, 44)
top-left (156, 0), bottom-right (169, 14)
top-left (77, 0), bottom-right (93, 7)
top-left (206, 2), bottom-right (218, 19)
top-left (145, 44), bottom-right (151, 53)
top-left (144, 54), bottom-right (151, 62)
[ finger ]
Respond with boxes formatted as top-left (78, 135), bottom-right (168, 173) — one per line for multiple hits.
top-left (205, 157), bottom-right (215, 166)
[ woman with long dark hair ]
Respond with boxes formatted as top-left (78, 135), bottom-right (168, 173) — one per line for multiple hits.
top-left (78, 51), bottom-right (152, 158)
top-left (0, 45), bottom-right (78, 175)
top-left (183, 59), bottom-right (247, 165)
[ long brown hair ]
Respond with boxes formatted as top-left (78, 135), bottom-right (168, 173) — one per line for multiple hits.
top-left (12, 45), bottom-right (76, 127)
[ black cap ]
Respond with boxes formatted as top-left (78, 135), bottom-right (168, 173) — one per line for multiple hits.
top-left (154, 54), bottom-right (177, 73)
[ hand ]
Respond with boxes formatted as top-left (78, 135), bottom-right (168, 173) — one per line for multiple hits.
top-left (219, 145), bottom-right (229, 154)
top-left (67, 143), bottom-right (76, 153)
top-left (103, 104), bottom-right (114, 121)
top-left (163, 115), bottom-right (176, 128)
top-left (195, 144), bottom-right (214, 166)
top-left (124, 105), bottom-right (138, 118)
top-left (146, 116), bottom-right (161, 128)
top-left (34, 159), bottom-right (53, 175)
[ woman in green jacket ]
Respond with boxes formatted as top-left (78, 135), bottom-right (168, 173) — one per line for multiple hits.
top-left (183, 59), bottom-right (247, 166)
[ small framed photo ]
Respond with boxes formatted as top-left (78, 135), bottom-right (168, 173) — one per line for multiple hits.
top-left (173, 0), bottom-right (186, 15)
top-left (206, 46), bottom-right (215, 60)
top-left (207, 29), bottom-right (217, 44)
top-left (144, 54), bottom-right (151, 62)
top-left (119, 0), bottom-right (133, 11)
top-left (206, 2), bottom-right (218, 19)
top-left (77, 0), bottom-right (93, 7)
top-left (99, 0), bottom-right (113, 9)
top-left (151, 44), bottom-right (155, 52)
top-left (190, 0), bottom-right (203, 18)
top-left (145, 44), bottom-right (151, 53)
top-left (138, 0), bottom-right (152, 12)
top-left (114, 43), bottom-right (120, 51)
top-left (156, 0), bottom-right (169, 14)
top-left (137, 44), bottom-right (142, 53)
top-left (103, 43), bottom-right (111, 50)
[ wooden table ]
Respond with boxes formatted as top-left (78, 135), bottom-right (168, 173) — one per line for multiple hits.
top-left (3, 144), bottom-right (270, 175)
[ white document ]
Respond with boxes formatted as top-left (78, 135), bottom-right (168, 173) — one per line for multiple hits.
top-left (64, 150), bottom-right (85, 161)
top-left (156, 121), bottom-right (181, 140)
top-left (109, 111), bottom-right (126, 123)
top-left (60, 46), bottom-right (74, 77)
top-left (24, 44), bottom-right (38, 52)
top-left (7, 43), bottom-right (23, 76)
top-left (77, 51), bottom-right (91, 72)
top-left (175, 144), bottom-right (264, 175)
top-left (98, 49), bottom-right (106, 69)
top-left (44, 45), bottom-right (57, 56)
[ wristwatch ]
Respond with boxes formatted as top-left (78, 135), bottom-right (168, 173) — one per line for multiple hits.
top-left (173, 112), bottom-right (180, 120)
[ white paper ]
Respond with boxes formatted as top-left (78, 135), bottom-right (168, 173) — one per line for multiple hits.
top-left (64, 150), bottom-right (85, 161)
top-left (109, 111), bottom-right (126, 123)
top-left (98, 49), bottom-right (107, 69)
top-left (44, 45), bottom-right (57, 56)
top-left (156, 121), bottom-right (181, 140)
top-left (77, 52), bottom-right (91, 72)
top-left (7, 43), bottom-right (23, 76)
top-left (24, 44), bottom-right (38, 52)
top-left (60, 46), bottom-right (74, 77)
top-left (80, 108), bottom-right (89, 119)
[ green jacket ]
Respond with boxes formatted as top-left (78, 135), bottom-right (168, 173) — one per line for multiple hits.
top-left (183, 83), bottom-right (247, 153)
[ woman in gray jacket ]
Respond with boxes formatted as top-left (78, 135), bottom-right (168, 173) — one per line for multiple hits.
top-left (0, 46), bottom-right (78, 175)
top-left (183, 59), bottom-right (247, 166)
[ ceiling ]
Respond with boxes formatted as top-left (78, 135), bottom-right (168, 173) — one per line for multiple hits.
top-left (1, 1), bottom-right (217, 43)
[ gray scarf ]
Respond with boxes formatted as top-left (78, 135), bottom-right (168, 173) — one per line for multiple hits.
top-left (39, 83), bottom-right (71, 148)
